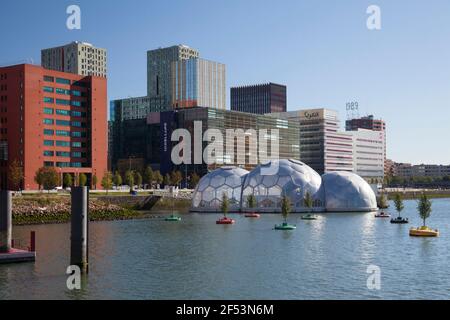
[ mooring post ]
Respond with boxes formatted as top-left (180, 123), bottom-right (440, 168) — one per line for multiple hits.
top-left (0, 190), bottom-right (12, 253)
top-left (70, 186), bottom-right (89, 273)
top-left (30, 231), bottom-right (36, 252)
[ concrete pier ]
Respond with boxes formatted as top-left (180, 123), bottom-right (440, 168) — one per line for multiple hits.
top-left (70, 187), bottom-right (89, 273)
top-left (0, 190), bottom-right (36, 264)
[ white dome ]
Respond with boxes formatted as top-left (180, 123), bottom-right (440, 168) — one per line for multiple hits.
top-left (241, 159), bottom-right (324, 213)
top-left (191, 166), bottom-right (249, 212)
top-left (322, 171), bottom-right (377, 212)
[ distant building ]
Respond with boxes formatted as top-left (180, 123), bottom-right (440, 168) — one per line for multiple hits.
top-left (41, 41), bottom-right (107, 77)
top-left (394, 163), bottom-right (450, 178)
top-left (272, 109), bottom-right (354, 175)
top-left (171, 58), bottom-right (226, 109)
top-left (0, 64), bottom-right (107, 190)
top-left (231, 83), bottom-right (286, 114)
top-left (147, 45), bottom-right (199, 99)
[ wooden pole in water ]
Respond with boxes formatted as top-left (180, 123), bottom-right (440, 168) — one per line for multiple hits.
top-left (70, 186), bottom-right (89, 273)
top-left (0, 190), bottom-right (12, 253)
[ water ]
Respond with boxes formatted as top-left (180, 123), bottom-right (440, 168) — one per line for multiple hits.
top-left (1, 198), bottom-right (450, 300)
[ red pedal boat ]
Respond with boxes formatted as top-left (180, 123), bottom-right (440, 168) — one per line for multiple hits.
top-left (216, 217), bottom-right (235, 224)
top-left (244, 213), bottom-right (260, 218)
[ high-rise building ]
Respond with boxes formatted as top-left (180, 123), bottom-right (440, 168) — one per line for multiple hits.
top-left (0, 64), bottom-right (107, 190)
top-left (41, 41), bottom-right (107, 77)
top-left (147, 45), bottom-right (199, 98)
top-left (231, 83), bottom-right (287, 114)
top-left (171, 59), bottom-right (226, 109)
top-left (272, 109), bottom-right (354, 175)
top-left (347, 129), bottom-right (385, 182)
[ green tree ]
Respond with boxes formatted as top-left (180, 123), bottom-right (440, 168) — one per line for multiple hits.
top-left (378, 193), bottom-right (388, 209)
top-left (34, 167), bottom-right (45, 191)
top-left (101, 171), bottom-right (113, 194)
top-left (247, 194), bottom-right (257, 210)
top-left (154, 171), bottom-right (163, 188)
top-left (144, 166), bottom-right (154, 189)
top-left (63, 173), bottom-right (73, 188)
top-left (135, 172), bottom-right (143, 189)
top-left (41, 167), bottom-right (60, 192)
top-left (303, 191), bottom-right (313, 213)
top-left (164, 173), bottom-right (172, 187)
top-left (78, 173), bottom-right (87, 187)
top-left (393, 193), bottom-right (404, 218)
top-left (124, 170), bottom-right (135, 190)
top-left (92, 174), bottom-right (98, 190)
top-left (113, 171), bottom-right (122, 188)
top-left (281, 194), bottom-right (292, 223)
top-left (221, 193), bottom-right (229, 217)
top-left (8, 159), bottom-right (23, 191)
top-left (417, 194), bottom-right (432, 227)
top-left (171, 170), bottom-right (182, 187)
top-left (190, 172), bottom-right (200, 189)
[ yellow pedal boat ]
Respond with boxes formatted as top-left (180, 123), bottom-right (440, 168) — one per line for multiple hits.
top-left (409, 226), bottom-right (439, 237)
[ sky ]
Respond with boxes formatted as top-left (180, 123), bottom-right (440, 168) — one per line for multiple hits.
top-left (1, 0), bottom-right (449, 165)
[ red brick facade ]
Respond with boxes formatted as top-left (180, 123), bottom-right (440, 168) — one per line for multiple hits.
top-left (0, 64), bottom-right (107, 190)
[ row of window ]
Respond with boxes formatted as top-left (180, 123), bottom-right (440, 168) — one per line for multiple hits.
top-left (43, 97), bottom-right (85, 107)
top-left (43, 87), bottom-right (83, 97)
top-left (43, 151), bottom-right (86, 158)
top-left (44, 140), bottom-right (86, 148)
top-left (43, 129), bottom-right (87, 137)
top-left (44, 76), bottom-right (90, 89)
top-left (43, 108), bottom-right (87, 117)
top-left (44, 161), bottom-right (84, 168)
top-left (43, 119), bottom-right (86, 127)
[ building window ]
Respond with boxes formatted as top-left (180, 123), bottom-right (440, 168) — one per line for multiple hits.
top-left (44, 140), bottom-right (54, 146)
top-left (56, 78), bottom-right (71, 85)
top-left (44, 97), bottom-right (54, 103)
top-left (56, 151), bottom-right (70, 157)
top-left (43, 151), bottom-right (54, 156)
top-left (56, 120), bottom-right (70, 126)
top-left (56, 88), bottom-right (70, 95)
top-left (44, 76), bottom-right (54, 82)
top-left (56, 140), bottom-right (70, 147)
top-left (43, 119), bottom-right (54, 125)
top-left (56, 99), bottom-right (70, 105)
top-left (56, 109), bottom-right (70, 116)
top-left (71, 100), bottom-right (81, 107)
top-left (44, 129), bottom-right (54, 136)
top-left (71, 90), bottom-right (81, 97)
top-left (43, 86), bottom-right (54, 93)
top-left (56, 130), bottom-right (70, 137)
top-left (44, 108), bottom-right (54, 115)
top-left (44, 161), bottom-right (54, 167)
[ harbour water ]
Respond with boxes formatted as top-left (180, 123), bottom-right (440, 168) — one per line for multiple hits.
top-left (1, 198), bottom-right (450, 300)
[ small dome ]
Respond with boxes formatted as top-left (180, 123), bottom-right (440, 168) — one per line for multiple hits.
top-left (191, 166), bottom-right (249, 212)
top-left (241, 159), bottom-right (324, 212)
top-left (322, 171), bottom-right (377, 212)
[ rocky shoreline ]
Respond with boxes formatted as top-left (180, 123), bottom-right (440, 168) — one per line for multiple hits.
top-left (12, 196), bottom-right (143, 225)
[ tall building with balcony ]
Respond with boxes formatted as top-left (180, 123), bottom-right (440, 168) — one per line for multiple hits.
top-left (231, 83), bottom-right (287, 114)
top-left (0, 64), bottom-right (107, 190)
top-left (41, 41), bottom-right (107, 78)
top-left (171, 58), bottom-right (226, 109)
top-left (147, 45), bottom-right (199, 99)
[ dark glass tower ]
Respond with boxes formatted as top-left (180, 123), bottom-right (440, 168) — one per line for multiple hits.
top-left (230, 83), bottom-right (287, 114)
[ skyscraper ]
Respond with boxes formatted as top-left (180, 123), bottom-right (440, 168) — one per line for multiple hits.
top-left (231, 83), bottom-right (287, 114)
top-left (171, 59), bottom-right (226, 109)
top-left (41, 41), bottom-right (107, 77)
top-left (147, 45), bottom-right (199, 98)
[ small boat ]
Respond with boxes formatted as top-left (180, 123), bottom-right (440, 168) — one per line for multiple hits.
top-left (375, 211), bottom-right (391, 218)
top-left (409, 226), bottom-right (439, 237)
top-left (216, 217), bottom-right (235, 225)
top-left (390, 216), bottom-right (409, 224)
top-left (165, 215), bottom-right (181, 222)
top-left (301, 214), bottom-right (317, 220)
top-left (244, 213), bottom-right (261, 218)
top-left (274, 222), bottom-right (296, 230)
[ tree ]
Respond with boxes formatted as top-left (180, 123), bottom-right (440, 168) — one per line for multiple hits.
top-left (92, 174), bottom-right (98, 190)
top-left (135, 172), bottom-right (143, 189)
top-left (154, 171), bottom-right (163, 188)
top-left (144, 166), bottom-right (154, 189)
top-left (303, 191), bottom-right (313, 213)
top-left (247, 194), bottom-right (257, 210)
top-left (221, 193), bottom-right (229, 217)
top-left (78, 173), bottom-right (87, 187)
top-left (8, 159), bottom-right (23, 191)
top-left (164, 173), bottom-right (172, 187)
top-left (34, 168), bottom-right (44, 191)
top-left (171, 170), bottom-right (182, 188)
top-left (63, 173), bottom-right (73, 188)
top-left (41, 167), bottom-right (60, 192)
top-left (101, 171), bottom-right (113, 194)
top-left (417, 194), bottom-right (432, 227)
top-left (378, 193), bottom-right (388, 209)
top-left (125, 170), bottom-right (134, 190)
top-left (393, 193), bottom-right (404, 218)
top-left (113, 171), bottom-right (122, 188)
top-left (281, 194), bottom-right (291, 223)
top-left (190, 172), bottom-right (200, 189)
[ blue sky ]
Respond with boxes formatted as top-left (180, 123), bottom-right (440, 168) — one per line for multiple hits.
top-left (1, 0), bottom-right (449, 164)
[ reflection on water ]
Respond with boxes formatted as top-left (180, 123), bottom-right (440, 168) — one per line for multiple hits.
top-left (1, 198), bottom-right (450, 300)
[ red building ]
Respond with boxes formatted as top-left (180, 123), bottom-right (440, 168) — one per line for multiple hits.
top-left (0, 64), bottom-right (107, 190)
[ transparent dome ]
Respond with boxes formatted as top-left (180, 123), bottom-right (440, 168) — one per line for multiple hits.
top-left (241, 159), bottom-right (324, 213)
top-left (191, 166), bottom-right (249, 212)
top-left (322, 171), bottom-right (377, 212)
